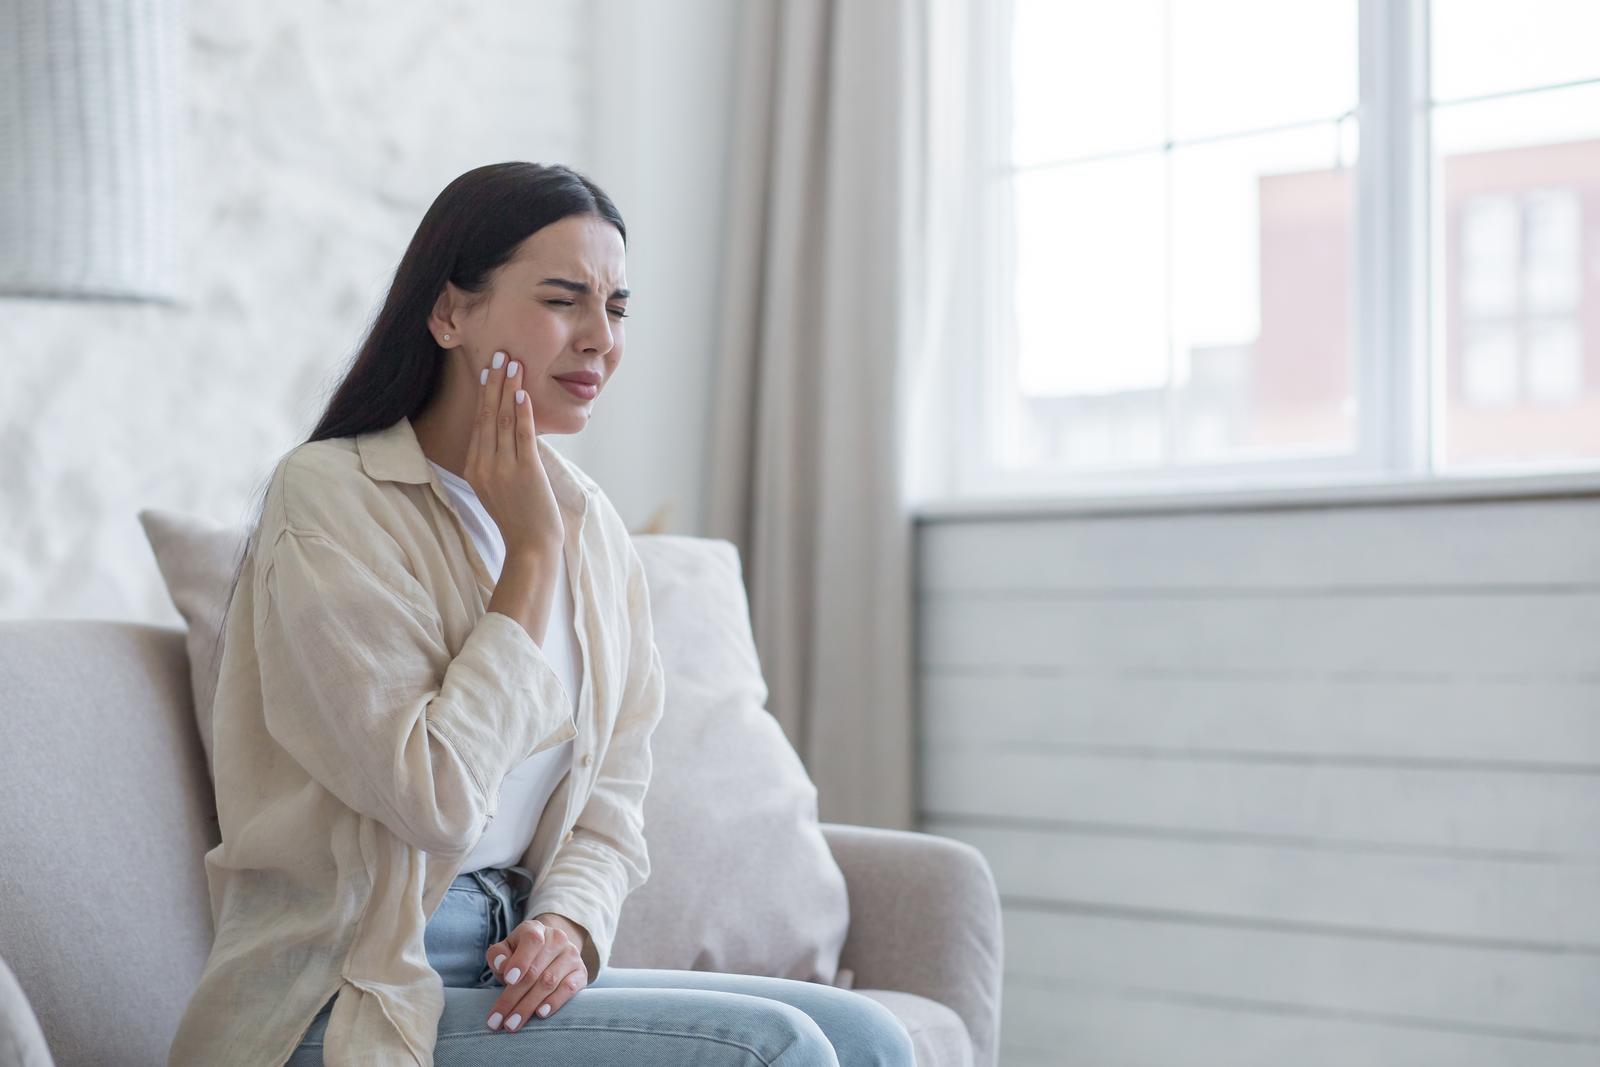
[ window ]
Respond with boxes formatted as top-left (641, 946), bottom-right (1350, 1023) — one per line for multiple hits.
top-left (938, 0), bottom-right (1600, 499)
top-left (1432, 1), bottom-right (1600, 467)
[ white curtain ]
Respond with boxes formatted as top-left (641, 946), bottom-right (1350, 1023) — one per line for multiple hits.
top-left (705, 0), bottom-right (986, 830)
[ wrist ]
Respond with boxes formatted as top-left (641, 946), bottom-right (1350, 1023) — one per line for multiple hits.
top-left (534, 911), bottom-right (587, 948)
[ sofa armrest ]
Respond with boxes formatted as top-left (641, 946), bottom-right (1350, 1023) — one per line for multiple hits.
top-left (819, 822), bottom-right (1003, 1067)
top-left (0, 953), bottom-right (56, 1067)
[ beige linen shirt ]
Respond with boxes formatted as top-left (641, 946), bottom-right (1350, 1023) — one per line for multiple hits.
top-left (167, 415), bottom-right (667, 1066)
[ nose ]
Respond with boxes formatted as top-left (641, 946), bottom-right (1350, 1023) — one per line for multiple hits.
top-left (579, 306), bottom-right (615, 355)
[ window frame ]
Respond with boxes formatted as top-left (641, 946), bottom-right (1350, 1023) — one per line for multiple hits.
top-left (933, 0), bottom-right (1600, 510)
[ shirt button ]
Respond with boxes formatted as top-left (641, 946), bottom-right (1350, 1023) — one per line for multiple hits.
top-left (562, 829), bottom-right (574, 844)
top-left (581, 754), bottom-right (593, 767)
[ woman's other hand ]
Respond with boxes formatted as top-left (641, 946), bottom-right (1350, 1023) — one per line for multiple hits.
top-left (483, 912), bottom-right (590, 1031)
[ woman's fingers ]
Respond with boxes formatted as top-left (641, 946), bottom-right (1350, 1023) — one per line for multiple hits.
top-left (495, 352), bottom-right (517, 463)
top-left (469, 351), bottom-right (505, 475)
top-left (483, 927), bottom-right (520, 985)
top-left (486, 921), bottom-right (576, 1030)
top-left (517, 363), bottom-right (535, 462)
top-left (503, 919), bottom-right (560, 989)
top-left (499, 946), bottom-right (585, 1030)
top-left (515, 955), bottom-right (586, 1024)
top-left (460, 345), bottom-right (560, 553)
top-left (486, 941), bottom-right (509, 980)
top-left (531, 953), bottom-right (588, 1023)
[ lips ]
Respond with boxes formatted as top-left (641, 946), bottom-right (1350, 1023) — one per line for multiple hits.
top-left (554, 370), bottom-right (601, 385)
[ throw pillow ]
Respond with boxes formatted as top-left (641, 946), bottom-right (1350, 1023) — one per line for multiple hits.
top-left (137, 506), bottom-right (251, 781)
top-left (607, 535), bottom-right (851, 986)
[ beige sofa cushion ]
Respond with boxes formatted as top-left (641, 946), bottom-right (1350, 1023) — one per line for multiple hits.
top-left (139, 510), bottom-right (850, 986)
top-left (138, 507), bottom-right (249, 780)
top-left (0, 620), bottom-right (219, 1067)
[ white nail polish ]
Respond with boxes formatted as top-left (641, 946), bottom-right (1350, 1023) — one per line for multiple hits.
top-left (506, 967), bottom-right (521, 985)
top-left (538, 1003), bottom-right (551, 1017)
top-left (508, 360), bottom-right (519, 376)
top-left (516, 389), bottom-right (526, 404)
top-left (493, 954), bottom-right (507, 970)
top-left (487, 1012), bottom-right (502, 1030)
top-left (507, 1013), bottom-right (523, 1030)
top-left (480, 368), bottom-right (488, 385)
top-left (492, 351), bottom-right (506, 369)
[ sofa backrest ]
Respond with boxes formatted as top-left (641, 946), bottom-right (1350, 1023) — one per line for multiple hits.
top-left (0, 619), bottom-right (218, 1067)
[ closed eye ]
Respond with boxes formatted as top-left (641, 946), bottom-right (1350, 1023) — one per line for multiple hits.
top-left (546, 299), bottom-right (628, 319)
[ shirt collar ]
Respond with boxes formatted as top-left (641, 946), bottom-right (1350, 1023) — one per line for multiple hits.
top-left (356, 414), bottom-right (594, 516)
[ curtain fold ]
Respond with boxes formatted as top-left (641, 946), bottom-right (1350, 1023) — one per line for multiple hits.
top-left (706, 0), bottom-right (981, 829)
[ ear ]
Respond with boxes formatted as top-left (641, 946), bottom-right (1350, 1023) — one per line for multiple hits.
top-left (428, 282), bottom-right (466, 347)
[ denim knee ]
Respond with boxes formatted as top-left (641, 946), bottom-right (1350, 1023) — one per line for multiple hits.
top-left (846, 997), bottom-right (917, 1067)
top-left (758, 1000), bottom-right (839, 1067)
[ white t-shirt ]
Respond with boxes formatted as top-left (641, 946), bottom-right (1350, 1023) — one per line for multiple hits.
top-left (428, 460), bottom-right (580, 873)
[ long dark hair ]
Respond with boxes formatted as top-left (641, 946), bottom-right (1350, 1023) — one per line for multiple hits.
top-left (208, 161), bottom-right (626, 672)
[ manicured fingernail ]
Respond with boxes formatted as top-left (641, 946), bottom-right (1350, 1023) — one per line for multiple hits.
top-left (506, 967), bottom-right (521, 985)
top-left (515, 388), bottom-right (526, 403)
top-left (493, 954), bottom-right (507, 971)
top-left (492, 351), bottom-right (506, 369)
top-left (486, 1011), bottom-right (502, 1030)
top-left (508, 360), bottom-right (519, 376)
top-left (507, 1013), bottom-right (523, 1031)
top-left (538, 1004), bottom-right (551, 1017)
top-left (480, 368), bottom-right (488, 384)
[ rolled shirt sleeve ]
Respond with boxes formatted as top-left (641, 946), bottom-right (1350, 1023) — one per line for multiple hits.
top-left (525, 537), bottom-right (668, 984)
top-left (256, 524), bottom-right (578, 857)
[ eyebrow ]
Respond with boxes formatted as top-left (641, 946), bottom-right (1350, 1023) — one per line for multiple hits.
top-left (537, 277), bottom-right (630, 300)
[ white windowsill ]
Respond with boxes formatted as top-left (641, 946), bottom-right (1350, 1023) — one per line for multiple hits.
top-left (911, 467), bottom-right (1600, 521)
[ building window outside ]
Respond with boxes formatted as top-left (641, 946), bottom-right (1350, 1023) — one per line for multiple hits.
top-left (972, 0), bottom-right (1600, 495)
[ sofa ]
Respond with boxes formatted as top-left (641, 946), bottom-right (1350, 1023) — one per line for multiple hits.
top-left (0, 531), bottom-right (1002, 1067)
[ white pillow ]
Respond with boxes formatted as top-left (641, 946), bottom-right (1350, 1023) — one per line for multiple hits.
top-left (609, 535), bottom-right (850, 986)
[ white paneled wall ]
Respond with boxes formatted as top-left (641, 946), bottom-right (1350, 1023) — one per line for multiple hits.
top-left (915, 493), bottom-right (1600, 1065)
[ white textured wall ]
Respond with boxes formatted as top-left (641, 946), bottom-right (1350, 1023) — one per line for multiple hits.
top-left (1, 0), bottom-right (740, 624)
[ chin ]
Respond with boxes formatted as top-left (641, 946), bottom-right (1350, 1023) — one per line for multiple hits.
top-left (537, 412), bottom-right (587, 434)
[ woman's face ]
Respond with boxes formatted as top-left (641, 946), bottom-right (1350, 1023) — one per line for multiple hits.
top-left (442, 213), bottom-right (628, 436)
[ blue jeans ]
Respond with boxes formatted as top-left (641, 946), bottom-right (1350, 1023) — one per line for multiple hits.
top-left (286, 864), bottom-right (915, 1066)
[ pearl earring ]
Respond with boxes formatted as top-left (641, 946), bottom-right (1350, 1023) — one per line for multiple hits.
top-left (442, 333), bottom-right (451, 341)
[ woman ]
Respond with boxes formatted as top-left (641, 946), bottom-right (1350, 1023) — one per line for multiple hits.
top-left (167, 162), bottom-right (915, 1066)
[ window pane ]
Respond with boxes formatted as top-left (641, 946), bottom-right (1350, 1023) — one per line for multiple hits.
top-left (1007, 154), bottom-right (1167, 469)
top-left (1432, 82), bottom-right (1600, 468)
top-left (1172, 0), bottom-right (1357, 141)
top-left (995, 2), bottom-right (1364, 483)
top-left (1432, 0), bottom-right (1600, 103)
top-left (1434, 82), bottom-right (1600, 156)
top-left (1171, 124), bottom-right (1357, 459)
top-left (1010, 0), bottom-right (1165, 166)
